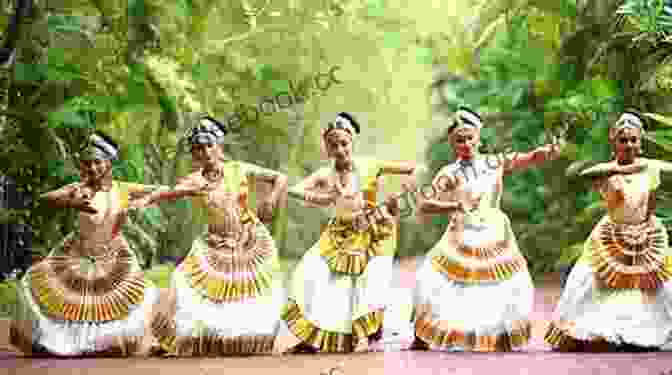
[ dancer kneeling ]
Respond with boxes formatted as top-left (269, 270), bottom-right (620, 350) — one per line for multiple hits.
top-left (275, 112), bottom-right (416, 353)
top-left (139, 116), bottom-right (288, 356)
top-left (545, 111), bottom-right (672, 352)
top-left (10, 131), bottom-right (160, 357)
top-left (411, 106), bottom-right (562, 352)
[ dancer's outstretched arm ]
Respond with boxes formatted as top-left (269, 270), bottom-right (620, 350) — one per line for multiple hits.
top-left (378, 161), bottom-right (416, 176)
top-left (129, 175), bottom-right (204, 208)
top-left (503, 141), bottom-right (563, 174)
top-left (40, 183), bottom-right (98, 214)
top-left (416, 171), bottom-right (464, 216)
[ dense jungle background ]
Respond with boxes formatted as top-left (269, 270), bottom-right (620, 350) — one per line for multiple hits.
top-left (1, 0), bottom-right (672, 311)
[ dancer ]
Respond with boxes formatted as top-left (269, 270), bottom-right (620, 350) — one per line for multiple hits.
top-left (545, 111), bottom-right (672, 352)
top-left (411, 106), bottom-right (562, 352)
top-left (10, 131), bottom-right (160, 357)
top-left (138, 116), bottom-right (288, 356)
top-left (275, 112), bottom-right (416, 353)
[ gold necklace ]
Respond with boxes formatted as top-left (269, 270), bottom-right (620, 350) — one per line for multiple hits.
top-left (202, 165), bottom-right (225, 192)
top-left (335, 162), bottom-right (354, 191)
top-left (202, 165), bottom-right (224, 183)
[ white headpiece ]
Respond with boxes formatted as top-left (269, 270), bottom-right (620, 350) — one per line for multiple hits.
top-left (454, 107), bottom-right (483, 130)
top-left (610, 112), bottom-right (645, 141)
top-left (615, 112), bottom-right (644, 130)
top-left (189, 116), bottom-right (228, 144)
top-left (82, 132), bottom-right (119, 160)
top-left (324, 112), bottom-right (360, 136)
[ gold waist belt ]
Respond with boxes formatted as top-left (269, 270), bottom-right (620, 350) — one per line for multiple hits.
top-left (319, 217), bottom-right (394, 276)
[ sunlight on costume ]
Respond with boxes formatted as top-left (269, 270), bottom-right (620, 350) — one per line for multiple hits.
top-left (10, 181), bottom-right (159, 356)
top-left (545, 159), bottom-right (672, 351)
top-left (151, 161), bottom-right (284, 356)
top-left (413, 158), bottom-right (533, 352)
top-left (278, 157), bottom-right (395, 352)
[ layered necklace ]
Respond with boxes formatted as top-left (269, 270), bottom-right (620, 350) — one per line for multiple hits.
top-left (202, 163), bottom-right (225, 189)
top-left (335, 161), bottom-right (355, 193)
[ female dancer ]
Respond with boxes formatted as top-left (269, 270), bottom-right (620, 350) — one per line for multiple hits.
top-left (275, 112), bottom-right (416, 353)
top-left (411, 106), bottom-right (562, 352)
top-left (138, 116), bottom-right (288, 356)
top-left (545, 111), bottom-right (672, 352)
top-left (10, 131), bottom-right (160, 356)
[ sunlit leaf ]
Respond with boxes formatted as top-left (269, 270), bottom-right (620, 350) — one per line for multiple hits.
top-left (383, 31), bottom-right (402, 49)
top-left (47, 160), bottom-right (65, 178)
top-left (255, 64), bottom-right (274, 81)
top-left (157, 94), bottom-right (179, 118)
top-left (129, 0), bottom-right (146, 18)
top-left (559, 0), bottom-right (579, 17)
top-left (367, 0), bottom-right (385, 17)
top-left (642, 112), bottom-right (672, 127)
top-left (566, 94), bottom-right (588, 109)
top-left (270, 79), bottom-right (290, 96)
top-left (649, 129), bottom-right (672, 140)
top-left (47, 109), bottom-right (92, 129)
top-left (142, 207), bottom-right (162, 226)
top-left (556, 243), bottom-right (583, 266)
top-left (45, 64), bottom-right (85, 82)
top-left (175, 0), bottom-right (193, 18)
top-left (588, 77), bottom-right (619, 99)
top-left (88, 95), bottom-right (120, 113)
top-left (191, 61), bottom-right (210, 81)
top-left (13, 63), bottom-right (44, 82)
top-left (47, 14), bottom-right (86, 35)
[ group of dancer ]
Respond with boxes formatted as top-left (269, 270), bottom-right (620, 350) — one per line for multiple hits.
top-left (9, 106), bottom-right (672, 357)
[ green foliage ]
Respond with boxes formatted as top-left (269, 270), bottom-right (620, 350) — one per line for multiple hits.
top-left (129, 0), bottom-right (147, 18)
top-left (142, 206), bottom-right (163, 227)
top-left (0, 280), bottom-right (18, 317)
top-left (424, 0), bottom-right (672, 275)
top-left (555, 242), bottom-right (583, 267)
top-left (48, 108), bottom-right (93, 129)
top-left (618, 0), bottom-right (672, 35)
top-left (5, 0), bottom-right (672, 277)
top-left (13, 62), bottom-right (44, 82)
top-left (47, 14), bottom-right (87, 35)
top-left (144, 263), bottom-right (175, 288)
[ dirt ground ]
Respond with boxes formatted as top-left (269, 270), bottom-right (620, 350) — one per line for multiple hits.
top-left (1, 259), bottom-right (671, 375)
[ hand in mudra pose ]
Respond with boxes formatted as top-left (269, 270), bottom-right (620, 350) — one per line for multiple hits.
top-left (437, 174), bottom-right (482, 212)
top-left (432, 174), bottom-right (485, 234)
top-left (70, 184), bottom-right (99, 214)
